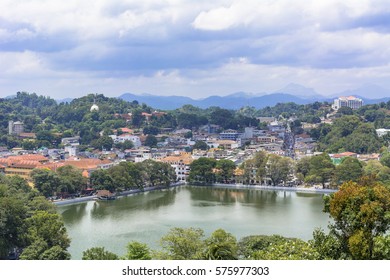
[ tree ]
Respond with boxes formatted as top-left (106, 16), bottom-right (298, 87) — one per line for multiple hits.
top-left (0, 187), bottom-right (28, 258)
top-left (240, 151), bottom-right (268, 184)
top-left (192, 141), bottom-right (209, 151)
top-left (82, 247), bottom-right (119, 260)
top-left (266, 154), bottom-right (293, 186)
top-left (215, 159), bottom-right (236, 183)
top-left (57, 165), bottom-right (87, 194)
top-left (91, 135), bottom-right (114, 151)
top-left (31, 169), bottom-right (61, 197)
top-left (252, 239), bottom-right (319, 260)
top-left (90, 169), bottom-right (115, 192)
top-left (156, 227), bottom-right (205, 260)
top-left (187, 158), bottom-right (217, 185)
top-left (239, 234), bottom-right (318, 260)
top-left (144, 135), bottom-right (158, 147)
top-left (332, 157), bottom-right (363, 186)
top-left (296, 157), bottom-right (311, 180)
top-left (204, 229), bottom-right (238, 260)
top-left (305, 153), bottom-right (335, 188)
top-left (184, 131), bottom-right (193, 139)
top-left (138, 160), bottom-right (176, 187)
top-left (19, 211), bottom-right (70, 260)
top-left (124, 241), bottom-right (152, 260)
top-left (25, 211), bottom-right (70, 249)
top-left (380, 152), bottom-right (390, 168)
top-left (209, 108), bottom-right (235, 129)
top-left (114, 140), bottom-right (134, 151)
top-left (143, 126), bottom-right (159, 135)
top-left (319, 178), bottom-right (390, 259)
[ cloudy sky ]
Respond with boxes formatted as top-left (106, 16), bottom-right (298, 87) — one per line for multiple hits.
top-left (1, 0), bottom-right (390, 99)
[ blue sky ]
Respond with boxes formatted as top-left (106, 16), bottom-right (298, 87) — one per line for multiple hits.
top-left (1, 0), bottom-right (390, 99)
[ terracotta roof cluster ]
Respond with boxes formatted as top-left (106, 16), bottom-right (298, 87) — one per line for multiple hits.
top-left (339, 96), bottom-right (361, 101)
top-left (0, 154), bottom-right (48, 169)
top-left (62, 158), bottom-right (112, 170)
top-left (160, 152), bottom-right (193, 165)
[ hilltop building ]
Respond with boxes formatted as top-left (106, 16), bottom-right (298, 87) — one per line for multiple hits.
top-left (332, 96), bottom-right (363, 110)
top-left (8, 121), bottom-right (24, 135)
top-left (90, 97), bottom-right (99, 112)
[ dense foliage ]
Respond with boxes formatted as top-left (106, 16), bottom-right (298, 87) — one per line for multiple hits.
top-left (0, 175), bottom-right (70, 260)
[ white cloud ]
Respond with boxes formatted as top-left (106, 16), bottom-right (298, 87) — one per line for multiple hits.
top-left (1, 0), bottom-right (390, 99)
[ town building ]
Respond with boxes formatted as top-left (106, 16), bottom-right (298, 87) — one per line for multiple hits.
top-left (8, 121), bottom-right (24, 135)
top-left (0, 154), bottom-right (49, 179)
top-left (332, 96), bottom-right (363, 110)
top-left (219, 129), bottom-right (241, 141)
top-left (376, 128), bottom-right (390, 137)
top-left (160, 152), bottom-right (193, 182)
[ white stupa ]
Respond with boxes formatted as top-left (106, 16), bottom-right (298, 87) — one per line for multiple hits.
top-left (90, 97), bottom-right (99, 112)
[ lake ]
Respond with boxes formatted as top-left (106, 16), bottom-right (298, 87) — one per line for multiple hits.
top-left (57, 186), bottom-right (331, 259)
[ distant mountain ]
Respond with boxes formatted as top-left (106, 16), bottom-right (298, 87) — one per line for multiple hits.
top-left (4, 95), bottom-right (16, 99)
top-left (274, 83), bottom-right (322, 98)
top-left (335, 84), bottom-right (390, 99)
top-left (119, 93), bottom-right (194, 109)
top-left (119, 92), bottom-right (318, 110)
top-left (358, 96), bottom-right (390, 105)
top-left (56, 98), bottom-right (73, 104)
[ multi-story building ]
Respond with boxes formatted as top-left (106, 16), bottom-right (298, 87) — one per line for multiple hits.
top-left (219, 129), bottom-right (241, 141)
top-left (160, 152), bottom-right (193, 182)
top-left (8, 121), bottom-right (24, 135)
top-left (332, 96), bottom-right (363, 110)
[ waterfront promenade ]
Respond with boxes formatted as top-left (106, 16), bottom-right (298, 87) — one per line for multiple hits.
top-left (54, 182), bottom-right (336, 206)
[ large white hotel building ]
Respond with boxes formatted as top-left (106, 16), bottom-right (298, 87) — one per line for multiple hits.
top-left (332, 96), bottom-right (363, 110)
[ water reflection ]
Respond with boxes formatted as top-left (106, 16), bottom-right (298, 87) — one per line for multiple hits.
top-left (90, 189), bottom-right (177, 219)
top-left (189, 186), bottom-right (289, 209)
top-left (58, 203), bottom-right (88, 225)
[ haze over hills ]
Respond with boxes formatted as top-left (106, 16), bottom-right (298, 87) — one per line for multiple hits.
top-left (335, 84), bottom-right (390, 100)
top-left (273, 83), bottom-right (323, 99)
top-left (118, 92), bottom-right (318, 110)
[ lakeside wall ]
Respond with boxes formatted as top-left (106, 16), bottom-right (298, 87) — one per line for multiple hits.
top-left (54, 182), bottom-right (336, 206)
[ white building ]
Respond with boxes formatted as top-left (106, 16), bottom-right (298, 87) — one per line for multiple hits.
top-left (332, 96), bottom-right (363, 110)
top-left (8, 121), bottom-right (24, 135)
top-left (160, 152), bottom-right (193, 182)
top-left (65, 145), bottom-right (78, 157)
top-left (376, 128), bottom-right (390, 137)
top-left (110, 134), bottom-right (142, 148)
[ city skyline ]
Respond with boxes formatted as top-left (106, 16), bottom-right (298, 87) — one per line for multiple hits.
top-left (1, 0), bottom-right (390, 99)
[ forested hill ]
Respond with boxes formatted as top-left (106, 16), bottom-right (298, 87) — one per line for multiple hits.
top-left (1, 91), bottom-right (390, 154)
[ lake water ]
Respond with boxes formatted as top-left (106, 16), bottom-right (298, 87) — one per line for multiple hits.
top-left (57, 186), bottom-right (331, 259)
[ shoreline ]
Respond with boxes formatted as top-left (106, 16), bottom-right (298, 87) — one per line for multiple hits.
top-left (54, 182), bottom-right (336, 206)
top-left (211, 183), bottom-right (338, 194)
